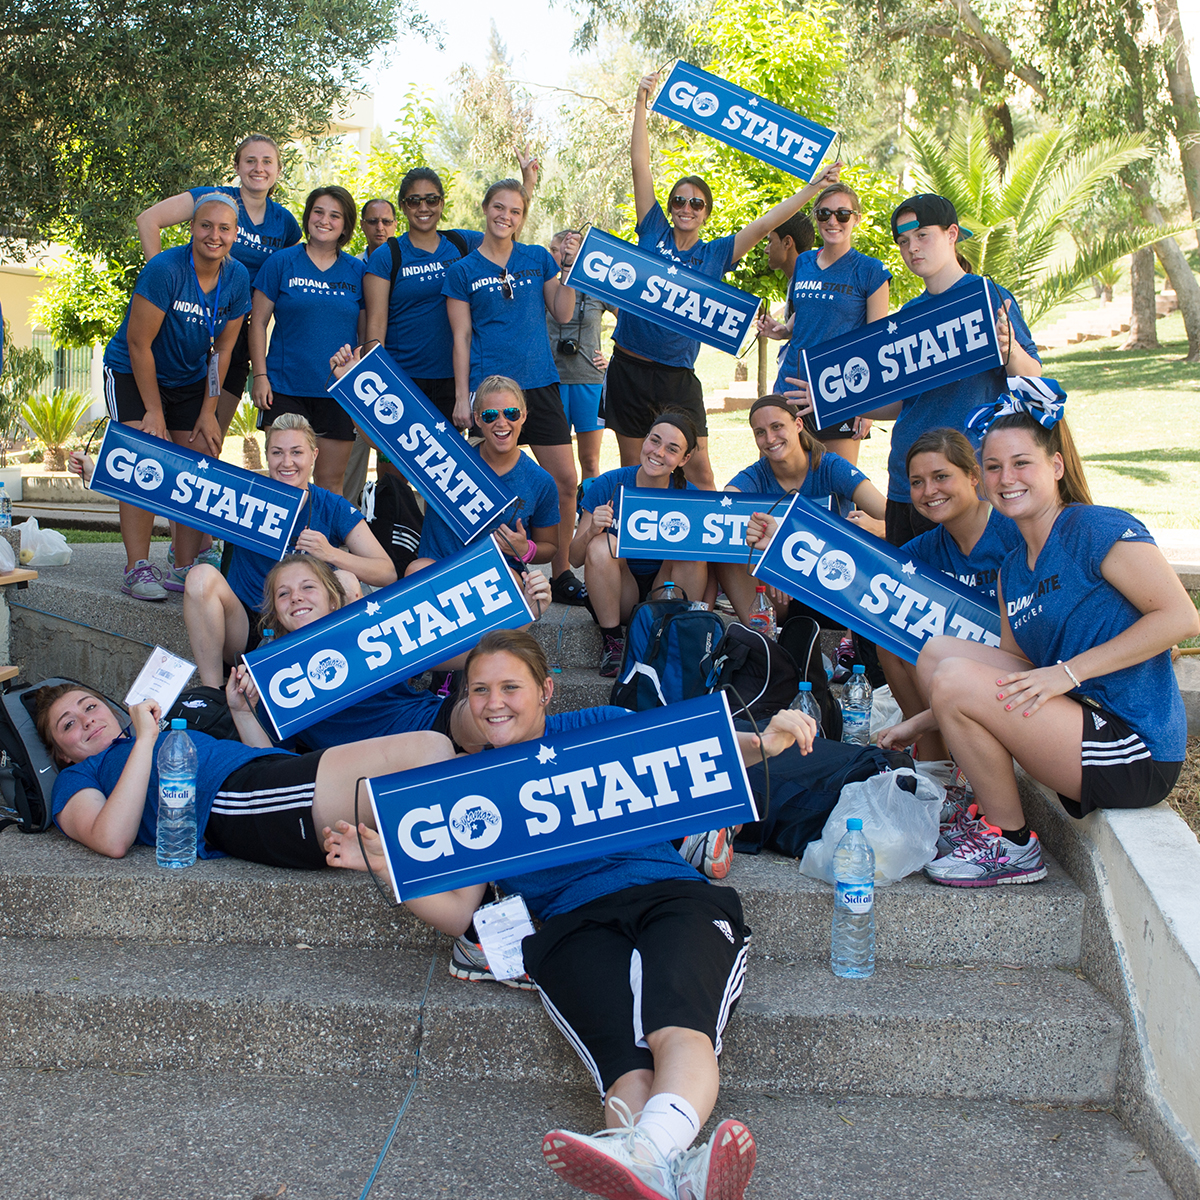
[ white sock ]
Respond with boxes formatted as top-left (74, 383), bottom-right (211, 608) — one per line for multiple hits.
top-left (636, 1093), bottom-right (700, 1159)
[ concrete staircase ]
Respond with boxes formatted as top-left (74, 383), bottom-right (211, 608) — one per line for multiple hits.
top-left (0, 543), bottom-right (1180, 1198)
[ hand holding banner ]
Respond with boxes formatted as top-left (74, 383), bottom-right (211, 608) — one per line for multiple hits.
top-left (565, 228), bottom-right (761, 357)
top-left (328, 347), bottom-right (519, 545)
top-left (88, 423), bottom-right (305, 558)
top-left (613, 487), bottom-right (782, 564)
top-left (367, 692), bottom-right (757, 901)
top-left (243, 537), bottom-right (533, 740)
top-left (801, 275), bottom-right (1003, 430)
top-left (650, 62), bottom-right (837, 182)
top-left (753, 495), bottom-right (1001, 664)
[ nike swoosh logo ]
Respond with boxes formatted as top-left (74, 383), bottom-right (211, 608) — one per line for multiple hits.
top-left (38, 766), bottom-right (52, 774)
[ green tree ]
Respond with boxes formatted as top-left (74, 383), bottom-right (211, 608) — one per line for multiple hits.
top-left (29, 251), bottom-right (130, 348)
top-left (0, 322), bottom-right (52, 466)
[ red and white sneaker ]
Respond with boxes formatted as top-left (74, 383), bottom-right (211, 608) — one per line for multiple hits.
top-left (672, 1119), bottom-right (756, 1200)
top-left (542, 1100), bottom-right (674, 1199)
top-left (680, 827), bottom-right (735, 880)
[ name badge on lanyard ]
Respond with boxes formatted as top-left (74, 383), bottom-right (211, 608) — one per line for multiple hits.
top-left (191, 252), bottom-right (223, 399)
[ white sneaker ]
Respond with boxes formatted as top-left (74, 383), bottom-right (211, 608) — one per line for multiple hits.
top-left (542, 1098), bottom-right (676, 1200)
top-left (673, 1119), bottom-right (756, 1200)
top-left (121, 559), bottom-right (167, 601)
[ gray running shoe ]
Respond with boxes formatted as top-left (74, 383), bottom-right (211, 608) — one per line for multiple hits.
top-left (599, 633), bottom-right (624, 678)
top-left (448, 934), bottom-right (534, 990)
top-left (925, 823), bottom-right (1047, 887)
top-left (680, 826), bottom-right (735, 879)
top-left (122, 559), bottom-right (167, 601)
top-left (936, 802), bottom-right (985, 858)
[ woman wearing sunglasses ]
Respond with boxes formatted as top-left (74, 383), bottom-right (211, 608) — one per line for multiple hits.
top-left (767, 183), bottom-right (890, 466)
top-left (442, 180), bottom-right (582, 590)
top-left (604, 71), bottom-right (842, 491)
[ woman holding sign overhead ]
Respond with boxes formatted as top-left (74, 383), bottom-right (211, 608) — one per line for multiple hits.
top-left (100, 192), bottom-right (251, 601)
top-left (604, 71), bottom-right (842, 491)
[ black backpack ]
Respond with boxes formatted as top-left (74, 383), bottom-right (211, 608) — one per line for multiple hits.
top-left (778, 614), bottom-right (842, 741)
top-left (360, 473), bottom-right (424, 577)
top-left (387, 230), bottom-right (471, 292)
top-left (701, 622), bottom-right (799, 721)
top-left (166, 686), bottom-right (238, 741)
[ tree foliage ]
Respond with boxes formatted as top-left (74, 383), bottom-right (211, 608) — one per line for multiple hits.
top-left (29, 251), bottom-right (131, 348)
top-left (0, 322), bottom-right (52, 465)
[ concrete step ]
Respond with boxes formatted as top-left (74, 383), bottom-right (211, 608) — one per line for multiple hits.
top-left (0, 831), bottom-right (1085, 967)
top-left (0, 938), bottom-right (1122, 1102)
top-left (0, 1071), bottom-right (1172, 1200)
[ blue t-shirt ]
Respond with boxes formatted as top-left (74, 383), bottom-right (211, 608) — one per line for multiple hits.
top-left (496, 706), bottom-right (703, 920)
top-left (1000, 506), bottom-right (1185, 762)
top-left (773, 249), bottom-right (891, 393)
top-left (104, 247), bottom-right (252, 388)
top-left (417, 448), bottom-right (560, 560)
top-left (613, 204), bottom-right (738, 369)
top-left (442, 243), bottom-right (562, 390)
top-left (254, 244), bottom-right (366, 397)
top-left (366, 231), bottom-right (484, 379)
top-left (726, 450), bottom-right (868, 520)
top-left (581, 465), bottom-right (696, 577)
top-left (886, 276), bottom-right (1039, 500)
top-left (903, 509), bottom-right (1022, 599)
top-left (188, 186), bottom-right (302, 286)
top-left (51, 730), bottom-right (286, 859)
top-left (292, 681), bottom-right (443, 749)
top-left (225, 484), bottom-right (363, 611)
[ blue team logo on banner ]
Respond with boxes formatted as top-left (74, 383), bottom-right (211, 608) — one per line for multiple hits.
top-left (651, 62), bottom-right (837, 182)
top-left (328, 347), bottom-right (519, 544)
top-left (89, 423), bottom-right (304, 558)
top-left (565, 228), bottom-right (761, 356)
top-left (753, 495), bottom-right (1001, 664)
top-left (613, 487), bottom-right (784, 564)
top-left (243, 538), bottom-right (532, 740)
top-left (367, 692), bottom-right (757, 901)
top-left (802, 275), bottom-right (1002, 430)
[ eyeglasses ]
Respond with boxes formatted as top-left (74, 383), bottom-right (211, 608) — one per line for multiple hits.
top-left (815, 207), bottom-right (858, 224)
top-left (670, 195), bottom-right (707, 211)
top-left (401, 193), bottom-right (443, 209)
top-left (498, 267), bottom-right (513, 301)
top-left (478, 407), bottom-right (523, 424)
top-left (362, 217), bottom-right (395, 226)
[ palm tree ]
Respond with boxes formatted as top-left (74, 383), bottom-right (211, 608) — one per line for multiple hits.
top-left (21, 389), bottom-right (92, 471)
top-left (228, 401), bottom-right (263, 471)
top-left (906, 113), bottom-right (1197, 324)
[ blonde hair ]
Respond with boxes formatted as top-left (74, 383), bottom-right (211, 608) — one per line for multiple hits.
top-left (473, 376), bottom-right (525, 413)
top-left (265, 412), bottom-right (318, 453)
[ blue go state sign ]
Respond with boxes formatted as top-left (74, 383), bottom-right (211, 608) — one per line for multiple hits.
top-left (613, 487), bottom-right (782, 564)
top-left (367, 692), bottom-right (758, 902)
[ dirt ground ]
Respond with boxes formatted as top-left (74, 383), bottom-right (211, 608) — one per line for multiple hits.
top-left (1169, 736), bottom-right (1200, 837)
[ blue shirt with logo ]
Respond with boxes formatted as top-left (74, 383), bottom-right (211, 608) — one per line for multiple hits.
top-left (904, 509), bottom-right (1022, 600)
top-left (417, 447), bottom-right (560, 560)
top-left (581, 465), bottom-right (697, 577)
top-left (886, 276), bottom-right (1039, 501)
top-left (727, 450), bottom-right (868, 520)
top-left (291, 680), bottom-right (444, 749)
top-left (1000, 505), bottom-right (1184, 762)
top-left (366, 231), bottom-right (484, 379)
top-left (773, 249), bottom-right (891, 393)
top-left (442, 243), bottom-right (562, 390)
top-left (497, 706), bottom-right (703, 920)
top-left (255, 244), bottom-right (366, 397)
top-left (104, 246), bottom-right (251, 388)
top-left (188, 186), bottom-right (302, 286)
top-left (613, 203), bottom-right (738, 369)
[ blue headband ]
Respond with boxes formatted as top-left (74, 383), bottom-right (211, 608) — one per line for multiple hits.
top-left (965, 377), bottom-right (1067, 438)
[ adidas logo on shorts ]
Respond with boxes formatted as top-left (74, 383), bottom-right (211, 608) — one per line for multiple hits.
top-left (1092, 714), bottom-right (1107, 730)
top-left (712, 919), bottom-right (735, 944)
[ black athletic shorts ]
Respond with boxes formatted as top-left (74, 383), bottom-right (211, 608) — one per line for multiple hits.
top-left (204, 750), bottom-right (327, 869)
top-left (802, 412), bottom-right (869, 444)
top-left (104, 367), bottom-right (206, 432)
top-left (261, 392), bottom-right (356, 442)
top-left (224, 321), bottom-right (251, 399)
top-left (884, 499), bottom-right (937, 548)
top-left (517, 383), bottom-right (573, 447)
top-left (603, 348), bottom-right (708, 440)
top-left (522, 878), bottom-right (749, 1094)
top-left (413, 377), bottom-right (456, 423)
top-left (1059, 698), bottom-right (1183, 819)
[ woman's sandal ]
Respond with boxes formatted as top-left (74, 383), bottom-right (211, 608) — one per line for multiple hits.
top-left (551, 570), bottom-right (593, 613)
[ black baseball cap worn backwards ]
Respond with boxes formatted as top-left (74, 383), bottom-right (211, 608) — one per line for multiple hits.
top-left (891, 194), bottom-right (974, 241)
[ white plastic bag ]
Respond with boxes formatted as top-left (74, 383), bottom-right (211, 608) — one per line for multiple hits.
top-left (18, 517), bottom-right (72, 567)
top-left (869, 683), bottom-right (902, 741)
top-left (0, 538), bottom-right (14, 574)
top-left (799, 767), bottom-right (943, 885)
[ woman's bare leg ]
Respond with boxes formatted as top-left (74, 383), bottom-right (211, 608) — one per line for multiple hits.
top-left (183, 565), bottom-right (249, 687)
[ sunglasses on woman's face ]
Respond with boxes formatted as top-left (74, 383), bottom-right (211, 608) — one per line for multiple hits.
top-left (815, 206), bottom-right (858, 224)
top-left (402, 193), bottom-right (443, 209)
top-left (670, 195), bottom-right (707, 211)
top-left (498, 267), bottom-right (513, 300)
top-left (479, 407), bottom-right (523, 424)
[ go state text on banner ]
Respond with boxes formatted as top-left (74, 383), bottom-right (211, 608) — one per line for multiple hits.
top-left (613, 487), bottom-right (785, 564)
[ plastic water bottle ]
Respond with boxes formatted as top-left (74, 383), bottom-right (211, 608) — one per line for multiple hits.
top-left (156, 718), bottom-right (198, 869)
top-left (747, 584), bottom-right (777, 640)
top-left (660, 580), bottom-right (682, 600)
top-left (831, 817), bottom-right (875, 978)
top-left (0, 482), bottom-right (11, 531)
top-left (789, 681), bottom-right (822, 726)
top-left (841, 664), bottom-right (872, 746)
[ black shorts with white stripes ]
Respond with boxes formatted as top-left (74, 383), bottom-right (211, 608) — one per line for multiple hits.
top-left (521, 878), bottom-right (749, 1094)
top-left (204, 751), bottom-right (326, 869)
top-left (1060, 698), bottom-right (1182, 820)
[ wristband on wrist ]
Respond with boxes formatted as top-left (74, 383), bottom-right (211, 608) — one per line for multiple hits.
top-left (1058, 660), bottom-right (1081, 689)
top-left (521, 540), bottom-right (537, 563)
top-left (253, 373), bottom-right (268, 378)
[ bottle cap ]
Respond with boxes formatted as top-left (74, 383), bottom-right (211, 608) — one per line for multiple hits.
top-left (797, 682), bottom-right (812, 691)
top-left (170, 718), bottom-right (187, 730)
top-left (852, 664), bottom-right (866, 674)
top-left (847, 818), bottom-right (863, 831)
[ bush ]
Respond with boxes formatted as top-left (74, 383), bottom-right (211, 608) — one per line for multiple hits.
top-left (21, 389), bottom-right (93, 470)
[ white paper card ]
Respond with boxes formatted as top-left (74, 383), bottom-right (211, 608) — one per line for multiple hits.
top-left (124, 646), bottom-right (196, 712)
top-left (473, 895), bottom-right (535, 981)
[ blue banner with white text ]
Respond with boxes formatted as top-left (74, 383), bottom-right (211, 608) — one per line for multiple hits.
top-left (802, 274), bottom-right (1002, 430)
top-left (752, 495), bottom-right (1002, 664)
top-left (613, 487), bottom-right (786, 564)
top-left (565, 228), bottom-right (761, 356)
top-left (650, 62), bottom-right (837, 182)
top-left (89, 423), bottom-right (304, 558)
top-left (242, 537), bottom-right (532, 740)
top-left (328, 347), bottom-right (519, 544)
top-left (367, 691), bottom-right (758, 901)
